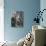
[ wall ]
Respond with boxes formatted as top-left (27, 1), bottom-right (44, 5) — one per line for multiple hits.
top-left (0, 0), bottom-right (4, 42)
top-left (4, 0), bottom-right (40, 42)
top-left (40, 0), bottom-right (46, 27)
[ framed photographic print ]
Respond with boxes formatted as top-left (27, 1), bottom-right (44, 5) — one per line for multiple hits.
top-left (11, 11), bottom-right (24, 27)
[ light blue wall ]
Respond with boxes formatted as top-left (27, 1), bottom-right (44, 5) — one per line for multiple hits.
top-left (40, 0), bottom-right (46, 27)
top-left (4, 0), bottom-right (40, 42)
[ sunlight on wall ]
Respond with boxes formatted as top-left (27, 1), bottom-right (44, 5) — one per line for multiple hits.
top-left (0, 8), bottom-right (4, 42)
top-left (0, 0), bottom-right (4, 42)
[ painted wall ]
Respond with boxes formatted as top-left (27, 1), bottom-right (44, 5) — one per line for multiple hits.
top-left (0, 0), bottom-right (4, 42)
top-left (4, 0), bottom-right (40, 42)
top-left (40, 0), bottom-right (46, 27)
